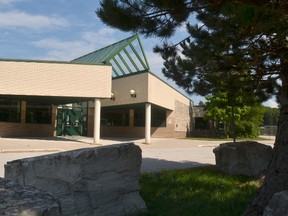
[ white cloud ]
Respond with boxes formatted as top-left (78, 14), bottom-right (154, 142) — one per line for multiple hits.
top-left (145, 50), bottom-right (163, 73)
top-left (263, 98), bottom-right (279, 108)
top-left (0, 0), bottom-right (26, 5)
top-left (81, 28), bottom-right (117, 48)
top-left (32, 28), bottom-right (167, 73)
top-left (32, 38), bottom-right (98, 61)
top-left (0, 11), bottom-right (69, 30)
top-left (178, 22), bottom-right (187, 32)
top-left (31, 28), bottom-right (119, 61)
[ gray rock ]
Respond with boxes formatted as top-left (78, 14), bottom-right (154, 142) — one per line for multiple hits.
top-left (213, 141), bottom-right (273, 177)
top-left (5, 143), bottom-right (146, 216)
top-left (0, 177), bottom-right (61, 216)
top-left (263, 190), bottom-right (288, 216)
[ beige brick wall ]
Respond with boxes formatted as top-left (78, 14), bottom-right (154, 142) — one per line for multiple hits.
top-left (0, 60), bottom-right (112, 98)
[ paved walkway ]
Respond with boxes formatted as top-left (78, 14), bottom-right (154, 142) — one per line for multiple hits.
top-left (0, 136), bottom-right (275, 177)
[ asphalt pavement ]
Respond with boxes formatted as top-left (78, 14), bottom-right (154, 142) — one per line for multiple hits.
top-left (0, 136), bottom-right (275, 177)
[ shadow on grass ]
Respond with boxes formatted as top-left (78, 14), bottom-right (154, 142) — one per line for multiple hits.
top-left (141, 158), bottom-right (210, 173)
top-left (139, 166), bottom-right (260, 216)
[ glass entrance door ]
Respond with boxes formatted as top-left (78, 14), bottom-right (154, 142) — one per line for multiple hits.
top-left (56, 108), bottom-right (87, 136)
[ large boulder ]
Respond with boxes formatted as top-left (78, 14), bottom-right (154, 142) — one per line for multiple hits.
top-left (263, 190), bottom-right (288, 216)
top-left (5, 143), bottom-right (146, 216)
top-left (213, 141), bottom-right (273, 177)
top-left (0, 177), bottom-right (61, 216)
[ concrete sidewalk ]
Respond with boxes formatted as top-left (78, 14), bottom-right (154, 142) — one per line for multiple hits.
top-left (0, 136), bottom-right (275, 177)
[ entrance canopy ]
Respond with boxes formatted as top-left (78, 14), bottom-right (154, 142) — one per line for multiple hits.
top-left (72, 35), bottom-right (150, 78)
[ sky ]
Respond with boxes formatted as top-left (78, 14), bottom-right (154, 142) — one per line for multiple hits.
top-left (0, 0), bottom-right (278, 107)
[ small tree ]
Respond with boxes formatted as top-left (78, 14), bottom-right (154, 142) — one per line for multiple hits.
top-left (236, 106), bottom-right (264, 138)
top-left (205, 92), bottom-right (264, 139)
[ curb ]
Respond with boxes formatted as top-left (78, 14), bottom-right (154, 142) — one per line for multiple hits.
top-left (0, 149), bottom-right (64, 153)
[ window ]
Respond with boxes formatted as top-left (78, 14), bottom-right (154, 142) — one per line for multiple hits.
top-left (195, 117), bottom-right (209, 129)
top-left (26, 102), bottom-right (51, 124)
top-left (0, 99), bottom-right (21, 123)
top-left (101, 106), bottom-right (167, 128)
top-left (101, 109), bottom-right (129, 126)
top-left (134, 108), bottom-right (145, 127)
top-left (135, 106), bottom-right (167, 127)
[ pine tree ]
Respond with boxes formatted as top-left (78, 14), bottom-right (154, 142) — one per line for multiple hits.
top-left (98, 1), bottom-right (288, 215)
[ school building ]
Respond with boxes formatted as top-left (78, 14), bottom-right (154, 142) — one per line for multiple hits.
top-left (0, 35), bottom-right (194, 143)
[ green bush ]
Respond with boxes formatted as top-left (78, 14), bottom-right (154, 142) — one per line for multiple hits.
top-left (236, 121), bottom-right (260, 138)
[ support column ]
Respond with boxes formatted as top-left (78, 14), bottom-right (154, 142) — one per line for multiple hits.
top-left (145, 103), bottom-right (151, 144)
top-left (93, 99), bottom-right (101, 144)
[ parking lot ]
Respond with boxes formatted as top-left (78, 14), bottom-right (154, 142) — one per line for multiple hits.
top-left (0, 136), bottom-right (275, 177)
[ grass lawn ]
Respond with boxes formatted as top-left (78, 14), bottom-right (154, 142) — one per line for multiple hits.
top-left (139, 166), bottom-right (261, 216)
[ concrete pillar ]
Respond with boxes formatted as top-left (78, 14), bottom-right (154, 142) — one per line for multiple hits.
top-left (145, 103), bottom-right (151, 144)
top-left (93, 99), bottom-right (101, 144)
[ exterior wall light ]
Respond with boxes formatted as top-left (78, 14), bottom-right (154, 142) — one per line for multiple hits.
top-left (110, 93), bottom-right (115, 100)
top-left (130, 89), bottom-right (136, 98)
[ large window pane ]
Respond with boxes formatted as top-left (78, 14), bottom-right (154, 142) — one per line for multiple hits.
top-left (101, 109), bottom-right (129, 126)
top-left (134, 108), bottom-right (145, 127)
top-left (26, 102), bottom-right (51, 124)
top-left (135, 106), bottom-right (167, 127)
top-left (0, 99), bottom-right (21, 122)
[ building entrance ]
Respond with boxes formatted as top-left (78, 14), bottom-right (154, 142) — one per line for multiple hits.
top-left (56, 104), bottom-right (88, 136)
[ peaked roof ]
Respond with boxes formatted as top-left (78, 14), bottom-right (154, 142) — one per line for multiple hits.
top-left (72, 35), bottom-right (150, 78)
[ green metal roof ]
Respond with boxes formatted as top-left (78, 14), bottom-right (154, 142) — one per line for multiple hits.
top-left (72, 35), bottom-right (150, 77)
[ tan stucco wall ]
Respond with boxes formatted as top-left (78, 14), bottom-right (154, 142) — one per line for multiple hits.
top-left (101, 72), bottom-right (192, 110)
top-left (148, 74), bottom-right (192, 136)
top-left (148, 74), bottom-right (191, 110)
top-left (101, 72), bottom-right (149, 107)
top-left (0, 60), bottom-right (112, 99)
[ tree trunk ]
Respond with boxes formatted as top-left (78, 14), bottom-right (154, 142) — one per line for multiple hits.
top-left (243, 70), bottom-right (288, 215)
top-left (231, 104), bottom-right (236, 143)
top-left (243, 107), bottom-right (288, 215)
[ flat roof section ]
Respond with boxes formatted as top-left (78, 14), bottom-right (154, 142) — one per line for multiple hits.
top-left (0, 60), bottom-right (112, 104)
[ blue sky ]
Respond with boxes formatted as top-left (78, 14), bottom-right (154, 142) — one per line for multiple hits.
top-left (0, 0), bottom-right (278, 107)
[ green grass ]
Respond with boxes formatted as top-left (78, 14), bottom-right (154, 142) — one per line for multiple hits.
top-left (139, 166), bottom-right (260, 216)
